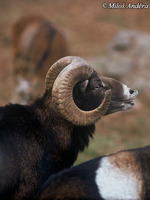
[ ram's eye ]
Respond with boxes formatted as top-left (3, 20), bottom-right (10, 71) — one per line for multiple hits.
top-left (95, 85), bottom-right (101, 91)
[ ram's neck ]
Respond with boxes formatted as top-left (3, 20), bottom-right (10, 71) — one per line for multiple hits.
top-left (32, 95), bottom-right (95, 171)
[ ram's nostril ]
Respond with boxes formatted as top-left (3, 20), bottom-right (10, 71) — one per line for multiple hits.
top-left (129, 89), bottom-right (134, 95)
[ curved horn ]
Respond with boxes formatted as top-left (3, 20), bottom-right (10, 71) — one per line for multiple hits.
top-left (45, 56), bottom-right (80, 93)
top-left (51, 56), bottom-right (112, 126)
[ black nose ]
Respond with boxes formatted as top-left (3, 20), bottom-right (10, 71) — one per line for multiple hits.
top-left (129, 89), bottom-right (134, 95)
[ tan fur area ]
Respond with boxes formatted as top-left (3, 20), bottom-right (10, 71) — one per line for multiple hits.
top-left (12, 15), bottom-right (44, 61)
top-left (12, 15), bottom-right (69, 79)
top-left (20, 23), bottom-right (40, 55)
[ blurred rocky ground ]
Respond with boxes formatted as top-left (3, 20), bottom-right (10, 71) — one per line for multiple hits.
top-left (90, 29), bottom-right (150, 92)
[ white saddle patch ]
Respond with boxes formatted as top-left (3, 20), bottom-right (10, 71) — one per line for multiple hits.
top-left (95, 157), bottom-right (141, 200)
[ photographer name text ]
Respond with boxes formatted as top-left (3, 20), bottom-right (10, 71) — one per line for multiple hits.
top-left (102, 2), bottom-right (149, 9)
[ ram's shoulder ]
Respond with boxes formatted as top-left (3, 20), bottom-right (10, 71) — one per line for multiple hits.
top-left (0, 104), bottom-right (36, 127)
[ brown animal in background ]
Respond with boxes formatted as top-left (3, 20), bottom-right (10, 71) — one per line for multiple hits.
top-left (11, 15), bottom-right (69, 104)
top-left (0, 56), bottom-right (138, 199)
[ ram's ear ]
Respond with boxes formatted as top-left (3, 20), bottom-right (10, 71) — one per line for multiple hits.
top-left (79, 80), bottom-right (89, 94)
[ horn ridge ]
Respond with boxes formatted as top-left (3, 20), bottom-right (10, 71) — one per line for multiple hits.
top-left (45, 56), bottom-right (87, 93)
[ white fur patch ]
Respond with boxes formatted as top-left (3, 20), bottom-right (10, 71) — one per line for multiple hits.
top-left (95, 157), bottom-right (141, 200)
top-left (16, 78), bottom-right (30, 93)
top-left (122, 84), bottom-right (131, 97)
top-left (14, 77), bottom-right (31, 105)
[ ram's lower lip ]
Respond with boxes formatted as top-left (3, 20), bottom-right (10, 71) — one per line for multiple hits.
top-left (123, 101), bottom-right (135, 110)
top-left (125, 100), bottom-right (134, 105)
top-left (130, 102), bottom-right (134, 106)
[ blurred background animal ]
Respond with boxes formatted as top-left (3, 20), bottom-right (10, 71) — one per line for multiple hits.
top-left (11, 15), bottom-right (69, 104)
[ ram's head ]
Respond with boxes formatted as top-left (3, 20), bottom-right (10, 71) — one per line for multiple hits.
top-left (45, 56), bottom-right (138, 126)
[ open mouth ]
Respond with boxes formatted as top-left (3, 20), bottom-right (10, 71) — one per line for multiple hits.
top-left (106, 89), bottom-right (138, 115)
